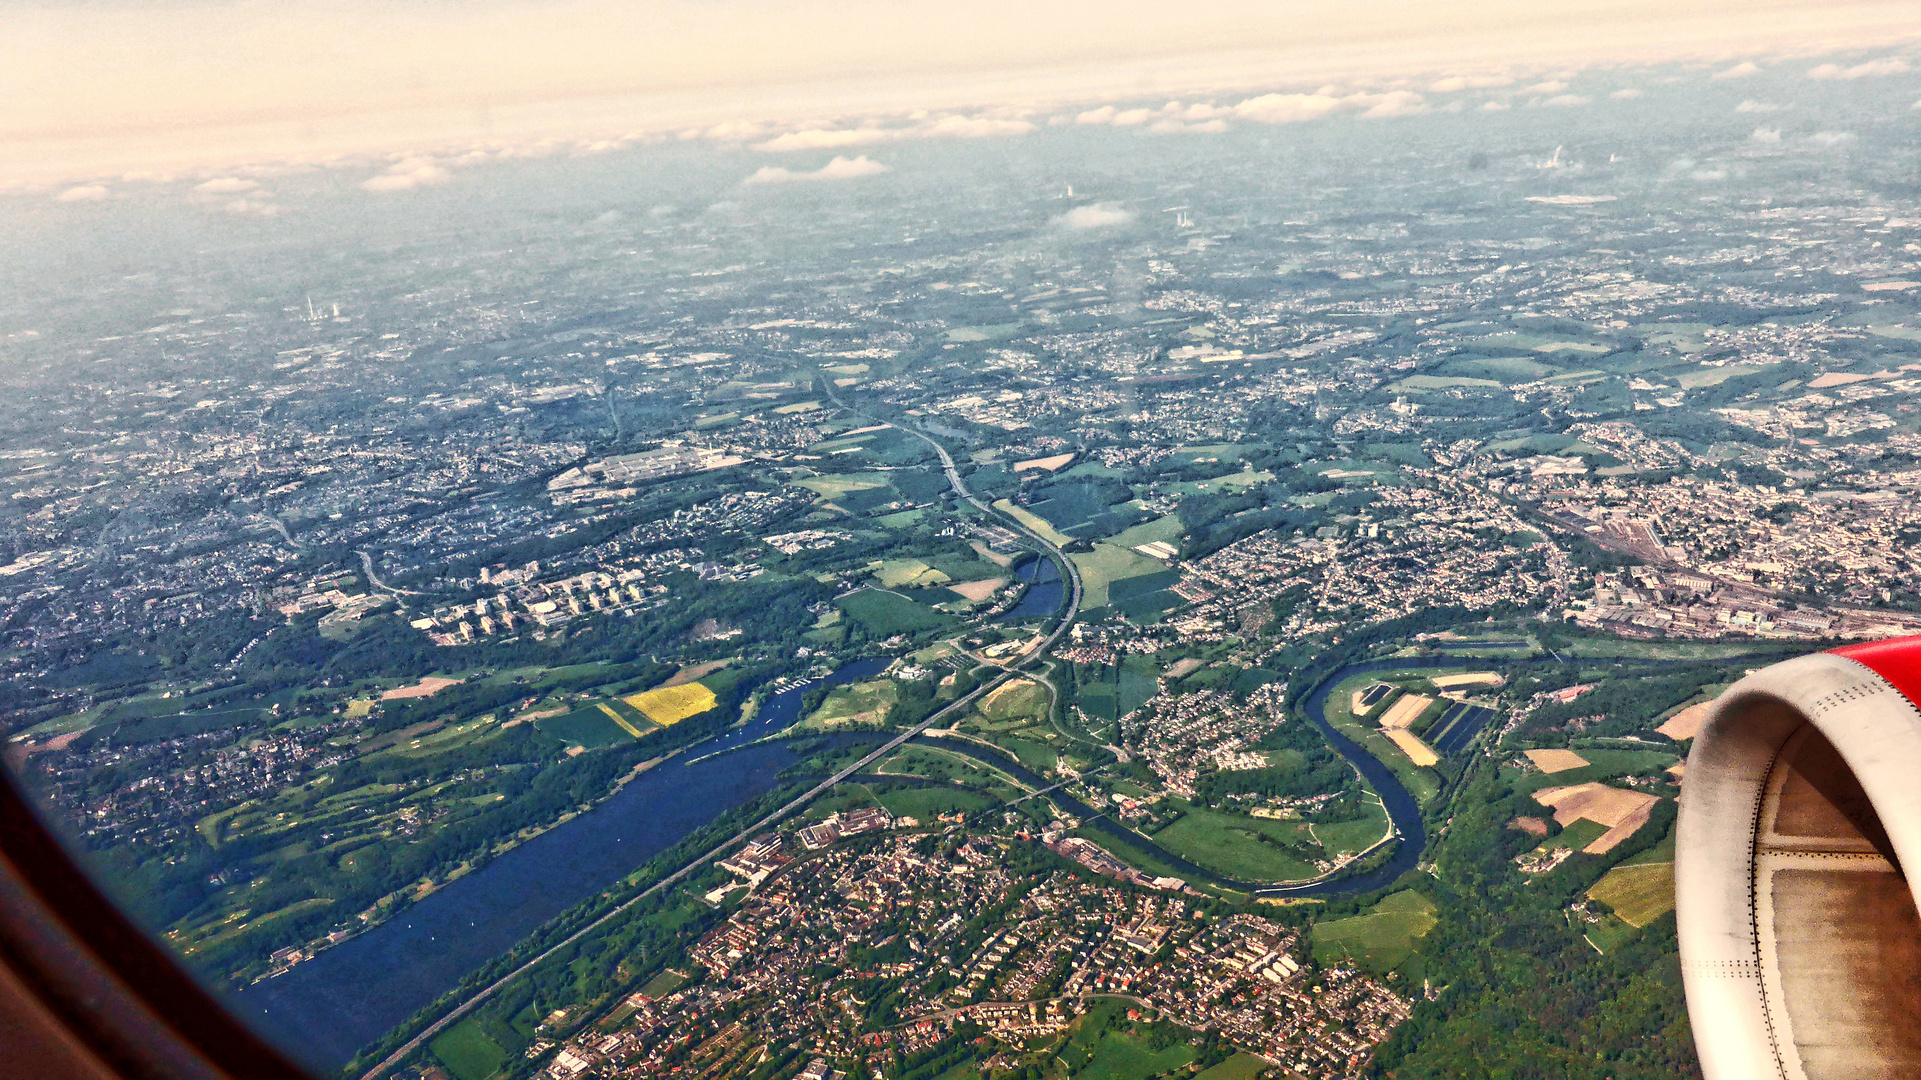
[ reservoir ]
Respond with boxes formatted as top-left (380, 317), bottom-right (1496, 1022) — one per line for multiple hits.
top-left (995, 555), bottom-right (1065, 622)
top-left (236, 656), bottom-right (889, 1072)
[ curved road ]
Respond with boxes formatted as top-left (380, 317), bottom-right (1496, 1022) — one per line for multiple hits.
top-left (359, 381), bottom-right (1083, 1079)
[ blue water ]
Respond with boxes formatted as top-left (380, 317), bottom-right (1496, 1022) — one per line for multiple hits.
top-left (996, 556), bottom-right (1065, 622)
top-left (235, 657), bottom-right (888, 1072)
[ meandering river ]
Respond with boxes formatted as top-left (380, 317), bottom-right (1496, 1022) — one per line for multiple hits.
top-left (237, 651), bottom-right (1457, 1070)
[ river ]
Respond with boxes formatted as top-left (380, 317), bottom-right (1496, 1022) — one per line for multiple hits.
top-left (874, 657), bottom-right (1474, 897)
top-left (235, 656), bottom-right (889, 1072)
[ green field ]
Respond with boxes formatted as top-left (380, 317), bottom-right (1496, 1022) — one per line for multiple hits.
top-left (979, 678), bottom-right (1051, 722)
top-left (430, 1018), bottom-right (508, 1080)
top-left (1393, 374), bottom-right (1501, 391)
top-left (637, 968), bottom-right (688, 999)
top-left (1535, 818), bottom-right (1611, 853)
top-left (809, 679), bottom-right (899, 727)
top-left (1510, 748), bottom-right (1679, 794)
top-left (1153, 806), bottom-right (1320, 883)
top-left (993, 500), bottom-right (1074, 546)
top-left (1193, 1054), bottom-right (1270, 1080)
top-left (1441, 355), bottom-right (1558, 382)
top-left (876, 558), bottom-right (950, 588)
top-left (1071, 543), bottom-right (1168, 608)
top-left (1584, 913), bottom-right (1644, 953)
top-left (981, 732), bottom-right (1057, 774)
top-left (1323, 673), bottom-right (1446, 807)
top-left (879, 744), bottom-right (1013, 789)
top-left (873, 784), bottom-right (996, 821)
top-left (1312, 798), bottom-right (1392, 855)
top-left (1588, 862), bottom-right (1676, 927)
top-left (1062, 1000), bottom-right (1198, 1080)
top-left (1311, 890), bottom-right (1439, 973)
top-left (537, 706), bottom-right (639, 748)
top-left (1107, 513), bottom-right (1185, 551)
top-left (837, 588), bottom-right (954, 634)
top-left (1117, 654), bottom-right (1162, 718)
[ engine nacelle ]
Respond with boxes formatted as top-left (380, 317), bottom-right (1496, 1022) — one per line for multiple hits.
top-left (1677, 637), bottom-right (1921, 1079)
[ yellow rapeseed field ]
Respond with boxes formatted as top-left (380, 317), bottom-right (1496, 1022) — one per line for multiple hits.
top-left (623, 683), bottom-right (718, 726)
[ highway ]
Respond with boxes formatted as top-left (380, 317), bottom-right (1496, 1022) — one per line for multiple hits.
top-left (359, 380), bottom-right (1082, 1079)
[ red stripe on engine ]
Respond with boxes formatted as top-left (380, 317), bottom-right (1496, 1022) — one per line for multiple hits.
top-left (1832, 635), bottom-right (1921, 712)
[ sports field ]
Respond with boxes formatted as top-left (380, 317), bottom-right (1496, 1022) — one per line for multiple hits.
top-left (430, 1018), bottom-right (508, 1080)
top-left (623, 683), bottom-right (719, 726)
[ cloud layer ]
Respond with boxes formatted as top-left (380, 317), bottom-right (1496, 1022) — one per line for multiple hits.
top-left (744, 155), bottom-right (890, 184)
top-left (1808, 57), bottom-right (1910, 79)
top-left (363, 159), bottom-right (450, 191)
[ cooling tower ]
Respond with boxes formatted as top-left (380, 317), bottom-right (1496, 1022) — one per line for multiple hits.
top-left (1676, 637), bottom-right (1921, 1079)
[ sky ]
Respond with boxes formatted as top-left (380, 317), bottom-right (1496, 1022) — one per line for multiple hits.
top-left (5, 0), bottom-right (1920, 189)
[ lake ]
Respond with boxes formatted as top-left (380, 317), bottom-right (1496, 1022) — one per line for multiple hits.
top-left (995, 555), bottom-right (1065, 622)
top-left (234, 656), bottom-right (889, 1072)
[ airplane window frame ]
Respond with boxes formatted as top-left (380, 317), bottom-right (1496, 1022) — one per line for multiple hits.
top-left (0, 766), bottom-right (313, 1080)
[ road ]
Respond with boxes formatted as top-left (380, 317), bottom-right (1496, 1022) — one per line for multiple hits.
top-left (359, 379), bottom-right (1083, 1080)
top-left (356, 549), bottom-right (421, 597)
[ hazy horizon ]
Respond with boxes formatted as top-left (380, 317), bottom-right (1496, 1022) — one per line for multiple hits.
top-left (5, 0), bottom-right (1920, 190)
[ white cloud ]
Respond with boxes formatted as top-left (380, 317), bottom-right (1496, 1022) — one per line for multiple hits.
top-left (195, 176), bottom-right (257, 193)
top-left (55, 183), bottom-right (109, 201)
top-left (1736, 99), bottom-right (1781, 113)
top-left (920, 114), bottom-right (1034, 139)
top-left (1750, 127), bottom-right (1782, 144)
top-left (754, 114), bottom-right (1030, 150)
top-left (704, 121), bottom-right (767, 142)
top-left (1540, 94), bottom-right (1592, 108)
top-left (224, 197), bottom-right (278, 216)
top-left (755, 127), bottom-right (895, 152)
top-left (1526, 80), bottom-right (1568, 94)
top-left (744, 155), bottom-right (889, 184)
top-left (362, 159), bottom-right (449, 191)
top-left (1482, 100), bottom-right (1511, 111)
top-left (1056, 202), bottom-right (1132, 229)
top-left (1355, 91), bottom-right (1426, 118)
top-left (1231, 92), bottom-right (1343, 124)
top-left (1150, 118), bottom-right (1227, 134)
top-left (1809, 57), bottom-right (1910, 80)
top-left (1111, 108), bottom-right (1154, 127)
top-left (1714, 61), bottom-right (1762, 79)
top-left (1429, 74), bottom-right (1513, 92)
top-left (1610, 88), bottom-right (1645, 99)
top-left (1913, 98), bottom-right (1921, 110)
top-left (1810, 131), bottom-right (1859, 146)
top-left (1075, 105), bottom-right (1116, 125)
